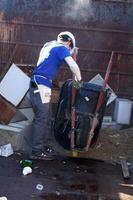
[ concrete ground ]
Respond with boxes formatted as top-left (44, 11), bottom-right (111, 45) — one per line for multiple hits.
top-left (0, 123), bottom-right (133, 200)
top-left (0, 153), bottom-right (133, 200)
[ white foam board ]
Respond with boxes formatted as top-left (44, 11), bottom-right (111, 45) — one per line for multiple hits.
top-left (19, 108), bottom-right (34, 121)
top-left (0, 64), bottom-right (30, 106)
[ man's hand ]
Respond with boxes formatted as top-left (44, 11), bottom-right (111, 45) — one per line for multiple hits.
top-left (71, 47), bottom-right (78, 61)
top-left (73, 80), bottom-right (83, 89)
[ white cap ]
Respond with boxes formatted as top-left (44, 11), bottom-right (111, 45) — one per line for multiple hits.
top-left (57, 31), bottom-right (76, 49)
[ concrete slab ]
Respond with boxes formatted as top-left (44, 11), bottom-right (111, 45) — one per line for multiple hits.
top-left (0, 129), bottom-right (22, 151)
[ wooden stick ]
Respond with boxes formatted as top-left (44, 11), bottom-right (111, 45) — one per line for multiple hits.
top-left (85, 51), bottom-right (115, 151)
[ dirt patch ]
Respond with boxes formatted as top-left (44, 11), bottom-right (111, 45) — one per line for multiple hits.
top-left (75, 127), bottom-right (133, 161)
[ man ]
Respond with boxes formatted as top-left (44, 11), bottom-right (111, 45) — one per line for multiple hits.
top-left (29, 31), bottom-right (82, 160)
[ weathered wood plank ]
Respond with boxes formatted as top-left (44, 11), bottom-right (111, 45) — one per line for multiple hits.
top-left (0, 96), bottom-right (16, 124)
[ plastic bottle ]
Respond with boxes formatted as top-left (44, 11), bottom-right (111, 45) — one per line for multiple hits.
top-left (20, 159), bottom-right (33, 168)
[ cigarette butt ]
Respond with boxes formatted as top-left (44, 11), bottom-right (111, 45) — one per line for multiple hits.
top-left (71, 150), bottom-right (79, 157)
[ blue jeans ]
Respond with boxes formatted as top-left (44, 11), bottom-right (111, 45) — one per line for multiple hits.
top-left (29, 86), bottom-right (52, 154)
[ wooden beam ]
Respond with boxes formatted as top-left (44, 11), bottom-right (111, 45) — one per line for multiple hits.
top-left (120, 159), bottom-right (130, 179)
top-left (0, 96), bottom-right (16, 124)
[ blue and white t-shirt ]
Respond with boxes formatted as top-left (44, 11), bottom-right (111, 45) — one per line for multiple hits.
top-left (31, 41), bottom-right (71, 88)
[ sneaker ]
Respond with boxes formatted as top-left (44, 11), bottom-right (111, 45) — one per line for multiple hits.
top-left (44, 146), bottom-right (57, 156)
top-left (29, 152), bottom-right (54, 160)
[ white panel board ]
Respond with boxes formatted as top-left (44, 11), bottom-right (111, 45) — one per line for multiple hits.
top-left (89, 74), bottom-right (117, 105)
top-left (0, 64), bottom-right (30, 106)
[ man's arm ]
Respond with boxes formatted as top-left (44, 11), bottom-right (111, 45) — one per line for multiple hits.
top-left (64, 56), bottom-right (81, 81)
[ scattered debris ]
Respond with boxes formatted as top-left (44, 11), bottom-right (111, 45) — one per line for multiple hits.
top-left (0, 143), bottom-right (13, 157)
top-left (55, 191), bottom-right (60, 196)
top-left (36, 184), bottom-right (44, 191)
top-left (95, 143), bottom-right (102, 149)
top-left (0, 197), bottom-right (8, 200)
top-left (120, 158), bottom-right (130, 179)
top-left (39, 171), bottom-right (45, 175)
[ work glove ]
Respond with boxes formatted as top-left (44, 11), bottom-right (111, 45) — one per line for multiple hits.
top-left (72, 80), bottom-right (83, 89)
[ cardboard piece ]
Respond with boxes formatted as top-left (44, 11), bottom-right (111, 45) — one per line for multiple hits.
top-left (89, 74), bottom-right (117, 105)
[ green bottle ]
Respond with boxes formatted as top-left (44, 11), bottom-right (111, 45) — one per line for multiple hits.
top-left (20, 160), bottom-right (33, 168)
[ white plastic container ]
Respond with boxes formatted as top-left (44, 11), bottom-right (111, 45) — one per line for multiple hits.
top-left (22, 166), bottom-right (32, 175)
top-left (113, 98), bottom-right (133, 125)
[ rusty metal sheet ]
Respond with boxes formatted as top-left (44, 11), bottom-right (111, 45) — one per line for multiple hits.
top-left (0, 0), bottom-right (133, 101)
